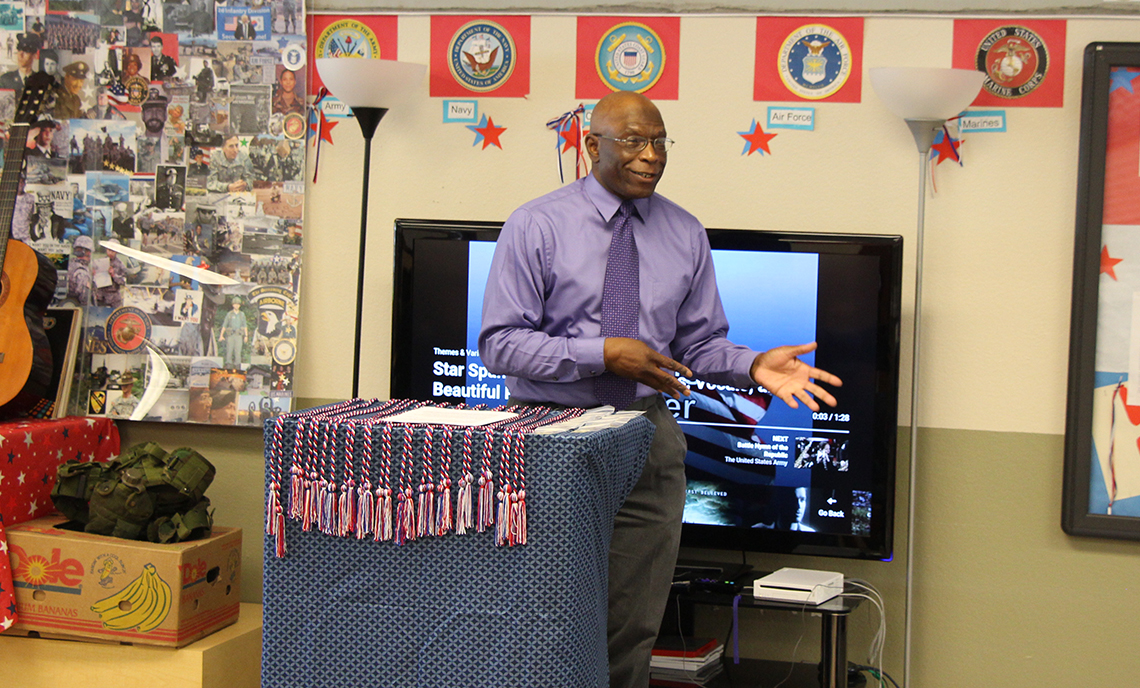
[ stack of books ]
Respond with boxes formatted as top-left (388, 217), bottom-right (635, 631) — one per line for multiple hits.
top-left (649, 636), bottom-right (725, 687)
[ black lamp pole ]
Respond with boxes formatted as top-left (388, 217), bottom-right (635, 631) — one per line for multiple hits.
top-left (350, 106), bottom-right (388, 400)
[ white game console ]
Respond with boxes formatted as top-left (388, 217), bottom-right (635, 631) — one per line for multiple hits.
top-left (753, 567), bottom-right (844, 605)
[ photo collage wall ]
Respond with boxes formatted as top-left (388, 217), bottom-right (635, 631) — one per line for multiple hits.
top-left (5, 0), bottom-right (307, 426)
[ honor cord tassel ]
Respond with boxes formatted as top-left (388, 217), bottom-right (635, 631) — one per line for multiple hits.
top-left (436, 425), bottom-right (454, 535)
top-left (456, 426), bottom-right (476, 534)
top-left (376, 420), bottom-right (395, 541)
top-left (417, 426), bottom-right (435, 538)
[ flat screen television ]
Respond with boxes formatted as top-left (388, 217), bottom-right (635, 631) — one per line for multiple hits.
top-left (391, 218), bottom-right (903, 560)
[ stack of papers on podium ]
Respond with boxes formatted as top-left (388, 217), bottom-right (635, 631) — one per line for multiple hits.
top-left (530, 406), bottom-right (645, 434)
top-left (649, 637), bottom-right (725, 686)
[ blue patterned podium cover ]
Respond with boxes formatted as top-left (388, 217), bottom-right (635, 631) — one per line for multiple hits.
top-left (261, 400), bottom-right (654, 688)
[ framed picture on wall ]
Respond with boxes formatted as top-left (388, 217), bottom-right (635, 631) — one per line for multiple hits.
top-left (1064, 42), bottom-right (1140, 539)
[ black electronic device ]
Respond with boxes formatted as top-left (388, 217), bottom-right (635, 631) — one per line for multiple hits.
top-left (390, 219), bottom-right (903, 560)
top-left (673, 559), bottom-right (754, 594)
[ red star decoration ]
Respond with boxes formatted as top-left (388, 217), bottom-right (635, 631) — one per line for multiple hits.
top-left (739, 122), bottom-right (777, 156)
top-left (931, 134), bottom-right (961, 165)
top-left (476, 116), bottom-right (507, 150)
top-left (1102, 245), bottom-right (1124, 280)
top-left (319, 111), bottom-right (338, 145)
top-left (559, 119), bottom-right (581, 153)
top-left (1115, 385), bottom-right (1140, 425)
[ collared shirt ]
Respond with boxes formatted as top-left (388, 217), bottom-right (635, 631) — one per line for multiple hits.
top-left (479, 174), bottom-right (758, 408)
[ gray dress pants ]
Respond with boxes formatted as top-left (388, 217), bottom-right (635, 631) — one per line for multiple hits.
top-left (606, 395), bottom-right (687, 688)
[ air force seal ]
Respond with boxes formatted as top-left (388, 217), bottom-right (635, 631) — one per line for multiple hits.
top-left (975, 26), bottom-right (1048, 99)
top-left (448, 21), bottom-right (515, 93)
top-left (596, 22), bottom-right (665, 93)
top-left (778, 24), bottom-right (852, 100)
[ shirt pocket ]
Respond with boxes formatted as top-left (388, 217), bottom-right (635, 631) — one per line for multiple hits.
top-left (642, 273), bottom-right (685, 345)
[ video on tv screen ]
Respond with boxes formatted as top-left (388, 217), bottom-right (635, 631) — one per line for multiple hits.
top-left (391, 219), bottom-right (902, 559)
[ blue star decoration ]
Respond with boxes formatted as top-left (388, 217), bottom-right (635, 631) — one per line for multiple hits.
top-left (1111, 68), bottom-right (1140, 94)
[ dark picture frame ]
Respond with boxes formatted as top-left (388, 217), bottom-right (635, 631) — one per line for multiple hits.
top-left (1064, 42), bottom-right (1140, 539)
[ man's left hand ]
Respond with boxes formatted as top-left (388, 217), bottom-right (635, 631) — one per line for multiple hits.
top-left (750, 342), bottom-right (842, 412)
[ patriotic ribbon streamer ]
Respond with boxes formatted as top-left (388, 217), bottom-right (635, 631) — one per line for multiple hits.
top-left (312, 87), bottom-right (330, 183)
top-left (545, 104), bottom-right (587, 184)
top-left (1109, 379), bottom-right (1125, 515)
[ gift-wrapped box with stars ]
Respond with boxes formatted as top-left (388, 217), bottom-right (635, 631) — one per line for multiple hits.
top-left (0, 416), bottom-right (119, 632)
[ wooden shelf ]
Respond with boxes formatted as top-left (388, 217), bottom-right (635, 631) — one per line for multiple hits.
top-left (0, 602), bottom-right (262, 688)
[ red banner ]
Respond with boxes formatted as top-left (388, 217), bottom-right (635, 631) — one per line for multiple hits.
top-left (754, 17), bottom-right (864, 103)
top-left (1104, 71), bottom-right (1140, 225)
top-left (575, 16), bottom-right (680, 101)
top-left (952, 19), bottom-right (1066, 108)
top-left (430, 15), bottom-right (531, 98)
top-left (306, 15), bottom-right (399, 97)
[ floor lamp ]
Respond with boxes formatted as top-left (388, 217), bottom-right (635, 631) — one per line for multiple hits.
top-left (869, 66), bottom-right (984, 686)
top-left (315, 57), bottom-right (426, 399)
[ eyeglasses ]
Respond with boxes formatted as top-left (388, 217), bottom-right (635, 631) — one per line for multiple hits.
top-left (593, 134), bottom-right (674, 152)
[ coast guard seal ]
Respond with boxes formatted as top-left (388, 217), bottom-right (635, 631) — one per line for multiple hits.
top-left (975, 25), bottom-right (1049, 99)
top-left (448, 21), bottom-right (515, 93)
top-left (777, 24), bottom-right (852, 100)
top-left (595, 22), bottom-right (665, 93)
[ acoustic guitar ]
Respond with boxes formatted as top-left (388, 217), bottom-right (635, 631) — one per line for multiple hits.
top-left (0, 72), bottom-right (60, 418)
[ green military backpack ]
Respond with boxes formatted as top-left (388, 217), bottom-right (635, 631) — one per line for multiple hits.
top-left (52, 442), bottom-right (216, 543)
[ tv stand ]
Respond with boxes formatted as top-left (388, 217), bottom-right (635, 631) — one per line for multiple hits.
top-left (662, 575), bottom-right (863, 688)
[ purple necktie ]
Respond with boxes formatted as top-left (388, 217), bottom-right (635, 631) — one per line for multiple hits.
top-left (594, 200), bottom-right (639, 409)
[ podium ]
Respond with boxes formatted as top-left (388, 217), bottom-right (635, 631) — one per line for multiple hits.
top-left (260, 401), bottom-right (654, 688)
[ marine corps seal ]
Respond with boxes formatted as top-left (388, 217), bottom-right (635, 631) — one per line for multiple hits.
top-left (106, 307), bottom-right (153, 354)
top-left (975, 25), bottom-right (1049, 99)
top-left (595, 22), bottom-right (665, 93)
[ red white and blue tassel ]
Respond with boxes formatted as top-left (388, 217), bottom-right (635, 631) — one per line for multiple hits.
top-left (355, 421), bottom-right (375, 539)
top-left (338, 420), bottom-right (357, 537)
top-left (436, 425), bottom-right (454, 535)
top-left (393, 425), bottom-right (417, 544)
top-left (265, 416), bottom-right (288, 557)
top-left (456, 426), bottom-right (476, 534)
top-left (416, 426), bottom-right (435, 538)
top-left (375, 420), bottom-right (395, 541)
top-left (477, 427), bottom-right (496, 533)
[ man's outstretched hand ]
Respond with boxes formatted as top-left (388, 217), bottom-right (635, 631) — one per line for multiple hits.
top-left (750, 342), bottom-right (842, 412)
top-left (603, 337), bottom-right (692, 399)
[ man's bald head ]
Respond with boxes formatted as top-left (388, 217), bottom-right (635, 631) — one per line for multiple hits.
top-left (586, 91), bottom-right (668, 200)
top-left (589, 91), bottom-right (661, 137)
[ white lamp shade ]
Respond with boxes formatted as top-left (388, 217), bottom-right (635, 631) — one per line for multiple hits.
top-left (869, 67), bottom-right (985, 121)
top-left (316, 58), bottom-right (426, 109)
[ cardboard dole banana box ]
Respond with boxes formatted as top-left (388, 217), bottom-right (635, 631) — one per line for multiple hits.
top-left (3, 515), bottom-right (241, 647)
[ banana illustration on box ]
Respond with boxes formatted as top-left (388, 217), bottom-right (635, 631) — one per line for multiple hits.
top-left (90, 563), bottom-right (172, 632)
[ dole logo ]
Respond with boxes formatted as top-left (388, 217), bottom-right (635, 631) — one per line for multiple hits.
top-left (180, 558), bottom-right (209, 587)
top-left (10, 545), bottom-right (84, 588)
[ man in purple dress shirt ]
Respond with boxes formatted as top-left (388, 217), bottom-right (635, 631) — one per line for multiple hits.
top-left (479, 91), bottom-right (842, 688)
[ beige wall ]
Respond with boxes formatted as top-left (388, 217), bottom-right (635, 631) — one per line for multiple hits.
top-left (119, 12), bottom-right (1140, 687)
